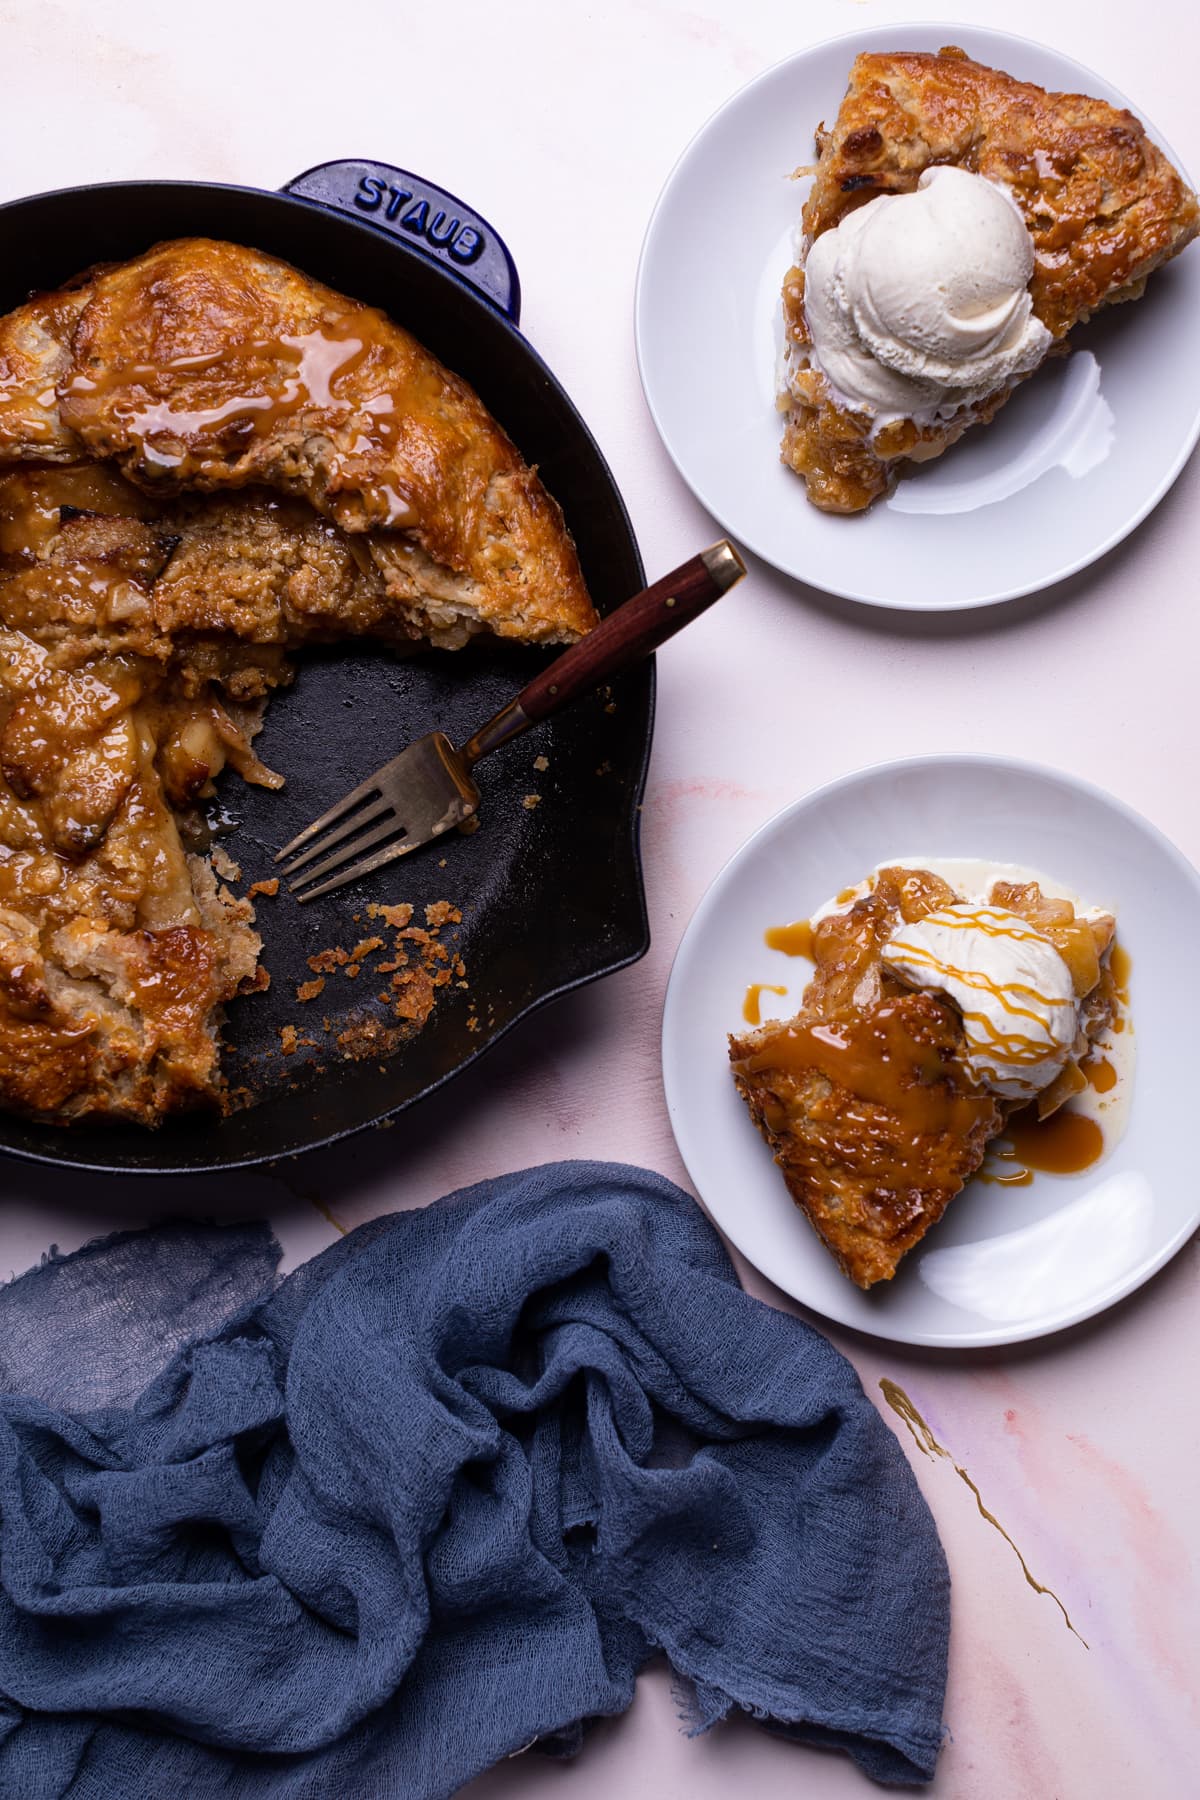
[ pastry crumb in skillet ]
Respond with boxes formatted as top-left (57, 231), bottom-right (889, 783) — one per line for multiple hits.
top-left (251, 897), bottom-right (466, 1090)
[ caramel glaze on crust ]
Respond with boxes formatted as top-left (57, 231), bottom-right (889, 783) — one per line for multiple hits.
top-left (0, 240), bottom-right (597, 1127)
top-left (781, 46), bottom-right (1200, 511)
top-left (3, 238), bottom-right (597, 647)
top-left (729, 867), bottom-right (1117, 1288)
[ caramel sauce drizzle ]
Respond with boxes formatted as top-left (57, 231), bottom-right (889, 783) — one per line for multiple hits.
top-left (1084, 1056), bottom-right (1117, 1094)
top-left (887, 907), bottom-right (1073, 1070)
top-left (879, 1379), bottom-right (1088, 1648)
top-left (1107, 944), bottom-right (1132, 1031)
top-left (69, 326), bottom-right (371, 453)
top-left (975, 938), bottom-right (1129, 1184)
top-left (895, 905), bottom-right (1047, 944)
top-left (742, 983), bottom-right (787, 1025)
top-left (976, 1097), bottom-right (1106, 1186)
top-left (1108, 943), bottom-right (1132, 993)
top-left (64, 318), bottom-right (418, 528)
top-left (1002, 1108), bottom-right (1103, 1176)
top-left (734, 1001), bottom-right (995, 1140)
top-left (764, 918), bottom-right (814, 958)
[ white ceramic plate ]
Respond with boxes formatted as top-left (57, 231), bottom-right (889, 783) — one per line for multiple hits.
top-left (662, 756), bottom-right (1200, 1347)
top-left (635, 25), bottom-right (1200, 610)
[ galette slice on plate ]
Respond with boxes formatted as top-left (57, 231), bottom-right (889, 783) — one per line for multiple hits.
top-left (779, 45), bottom-right (1199, 512)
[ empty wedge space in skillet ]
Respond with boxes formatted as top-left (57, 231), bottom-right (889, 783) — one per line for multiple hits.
top-left (0, 237), bottom-right (598, 1129)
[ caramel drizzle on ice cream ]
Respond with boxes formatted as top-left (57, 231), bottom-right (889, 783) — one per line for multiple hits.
top-left (885, 905), bottom-right (1076, 1077)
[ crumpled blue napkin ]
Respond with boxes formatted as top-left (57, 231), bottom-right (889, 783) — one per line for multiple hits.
top-left (0, 1162), bottom-right (948, 1796)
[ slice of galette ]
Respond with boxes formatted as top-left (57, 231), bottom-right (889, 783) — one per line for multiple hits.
top-left (778, 45), bottom-right (1199, 511)
top-left (728, 867), bottom-right (1120, 1288)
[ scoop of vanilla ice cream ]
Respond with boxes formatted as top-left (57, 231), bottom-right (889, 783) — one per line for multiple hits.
top-left (881, 903), bottom-right (1079, 1100)
top-left (802, 166), bottom-right (1052, 419)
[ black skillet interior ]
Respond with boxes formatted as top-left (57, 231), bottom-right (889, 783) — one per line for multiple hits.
top-left (0, 169), bottom-right (651, 1174)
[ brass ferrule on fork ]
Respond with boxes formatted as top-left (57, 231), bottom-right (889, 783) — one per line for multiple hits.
top-left (461, 698), bottom-right (532, 766)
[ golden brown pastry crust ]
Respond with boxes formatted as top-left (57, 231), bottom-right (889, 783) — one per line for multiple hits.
top-left (729, 868), bottom-right (1117, 1288)
top-left (0, 287), bottom-right (91, 463)
top-left (781, 46), bottom-right (1200, 511)
top-left (2, 238), bottom-right (596, 646)
top-left (0, 240), bottom-right (597, 1127)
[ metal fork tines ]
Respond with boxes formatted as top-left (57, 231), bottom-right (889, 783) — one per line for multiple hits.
top-left (276, 543), bottom-right (747, 903)
top-left (275, 732), bottom-right (479, 902)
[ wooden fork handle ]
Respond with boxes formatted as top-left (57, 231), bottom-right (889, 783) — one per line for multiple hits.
top-left (462, 541), bottom-right (746, 764)
top-left (523, 539), bottom-right (744, 719)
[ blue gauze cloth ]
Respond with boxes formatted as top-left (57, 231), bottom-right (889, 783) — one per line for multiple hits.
top-left (0, 1162), bottom-right (949, 1796)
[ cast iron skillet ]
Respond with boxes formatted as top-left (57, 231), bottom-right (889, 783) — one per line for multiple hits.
top-left (0, 161), bottom-right (651, 1175)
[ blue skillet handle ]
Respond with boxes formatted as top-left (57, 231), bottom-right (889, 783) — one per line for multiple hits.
top-left (282, 160), bottom-right (521, 323)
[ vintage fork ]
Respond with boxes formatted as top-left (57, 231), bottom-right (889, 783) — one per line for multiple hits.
top-left (275, 540), bottom-right (746, 901)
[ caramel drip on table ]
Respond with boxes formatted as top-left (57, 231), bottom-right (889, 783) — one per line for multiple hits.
top-left (742, 983), bottom-right (787, 1025)
top-left (733, 1001), bottom-right (995, 1140)
top-left (879, 1380), bottom-right (1088, 1648)
top-left (764, 918), bottom-right (814, 959)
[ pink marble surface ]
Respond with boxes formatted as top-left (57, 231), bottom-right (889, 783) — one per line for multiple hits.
top-left (2, 1), bottom-right (1198, 1794)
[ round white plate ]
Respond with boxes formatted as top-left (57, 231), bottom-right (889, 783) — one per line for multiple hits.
top-left (635, 25), bottom-right (1200, 610)
top-left (662, 756), bottom-right (1200, 1348)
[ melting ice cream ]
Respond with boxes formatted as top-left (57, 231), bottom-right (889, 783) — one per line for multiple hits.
top-left (882, 902), bottom-right (1079, 1099)
top-left (802, 166), bottom-right (1052, 420)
